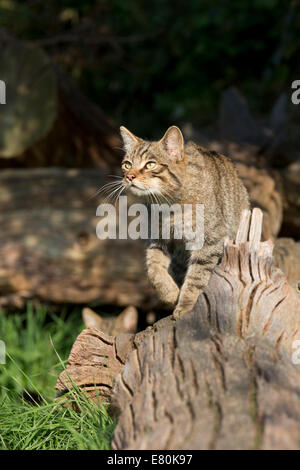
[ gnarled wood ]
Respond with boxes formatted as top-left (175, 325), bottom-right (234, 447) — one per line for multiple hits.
top-left (111, 208), bottom-right (300, 450)
top-left (55, 328), bottom-right (135, 404)
top-left (112, 329), bottom-right (300, 450)
top-left (194, 208), bottom-right (300, 357)
top-left (55, 208), bottom-right (300, 449)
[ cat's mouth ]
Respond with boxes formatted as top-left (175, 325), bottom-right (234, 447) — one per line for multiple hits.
top-left (126, 180), bottom-right (162, 200)
top-left (128, 183), bottom-right (148, 196)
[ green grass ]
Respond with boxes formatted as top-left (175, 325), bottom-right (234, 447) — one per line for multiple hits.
top-left (0, 303), bottom-right (115, 450)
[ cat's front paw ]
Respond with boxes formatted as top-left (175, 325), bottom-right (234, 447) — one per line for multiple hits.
top-left (161, 286), bottom-right (180, 309)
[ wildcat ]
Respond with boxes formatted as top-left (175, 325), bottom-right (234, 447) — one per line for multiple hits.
top-left (119, 125), bottom-right (249, 319)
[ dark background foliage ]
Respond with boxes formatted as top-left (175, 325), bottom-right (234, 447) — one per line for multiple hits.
top-left (1, 0), bottom-right (299, 137)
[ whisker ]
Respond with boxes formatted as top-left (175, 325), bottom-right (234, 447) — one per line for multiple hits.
top-left (112, 185), bottom-right (126, 206)
top-left (100, 183), bottom-right (123, 195)
top-left (105, 186), bottom-right (123, 199)
top-left (150, 189), bottom-right (163, 205)
top-left (159, 188), bottom-right (175, 205)
top-left (148, 189), bottom-right (156, 207)
top-left (113, 146), bottom-right (125, 151)
top-left (149, 189), bottom-right (160, 207)
top-left (105, 184), bottom-right (125, 204)
top-left (89, 181), bottom-right (123, 200)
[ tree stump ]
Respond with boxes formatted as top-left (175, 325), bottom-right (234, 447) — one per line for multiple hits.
top-left (56, 208), bottom-right (300, 449)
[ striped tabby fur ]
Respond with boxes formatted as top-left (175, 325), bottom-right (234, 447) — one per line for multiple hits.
top-left (120, 125), bottom-right (249, 318)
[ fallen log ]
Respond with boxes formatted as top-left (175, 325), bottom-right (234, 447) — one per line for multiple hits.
top-left (56, 209), bottom-right (300, 449)
top-left (0, 168), bottom-right (158, 309)
top-left (112, 209), bottom-right (300, 450)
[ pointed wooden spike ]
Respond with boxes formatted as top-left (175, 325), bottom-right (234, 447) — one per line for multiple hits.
top-left (235, 209), bottom-right (251, 245)
top-left (248, 208), bottom-right (263, 250)
top-left (223, 236), bottom-right (230, 248)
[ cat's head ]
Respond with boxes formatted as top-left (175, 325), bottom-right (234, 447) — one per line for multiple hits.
top-left (120, 126), bottom-right (185, 200)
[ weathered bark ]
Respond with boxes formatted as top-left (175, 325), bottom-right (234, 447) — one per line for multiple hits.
top-left (0, 168), bottom-right (158, 309)
top-left (111, 209), bottom-right (300, 450)
top-left (56, 209), bottom-right (300, 449)
top-left (55, 328), bottom-right (135, 405)
top-left (112, 329), bottom-right (300, 450)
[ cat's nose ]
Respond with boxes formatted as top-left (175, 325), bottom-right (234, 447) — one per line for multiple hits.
top-left (127, 173), bottom-right (136, 181)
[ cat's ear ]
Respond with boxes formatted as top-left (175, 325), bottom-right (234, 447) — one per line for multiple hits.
top-left (159, 126), bottom-right (184, 161)
top-left (120, 126), bottom-right (140, 153)
top-left (82, 307), bottom-right (103, 329)
top-left (115, 305), bottom-right (138, 334)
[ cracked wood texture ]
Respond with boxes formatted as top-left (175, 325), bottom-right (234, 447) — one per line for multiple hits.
top-left (112, 209), bottom-right (300, 450)
top-left (55, 328), bottom-right (135, 404)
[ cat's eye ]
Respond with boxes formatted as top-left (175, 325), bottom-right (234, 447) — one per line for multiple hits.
top-left (297, 281), bottom-right (300, 293)
top-left (122, 161), bottom-right (132, 170)
top-left (145, 161), bottom-right (156, 170)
